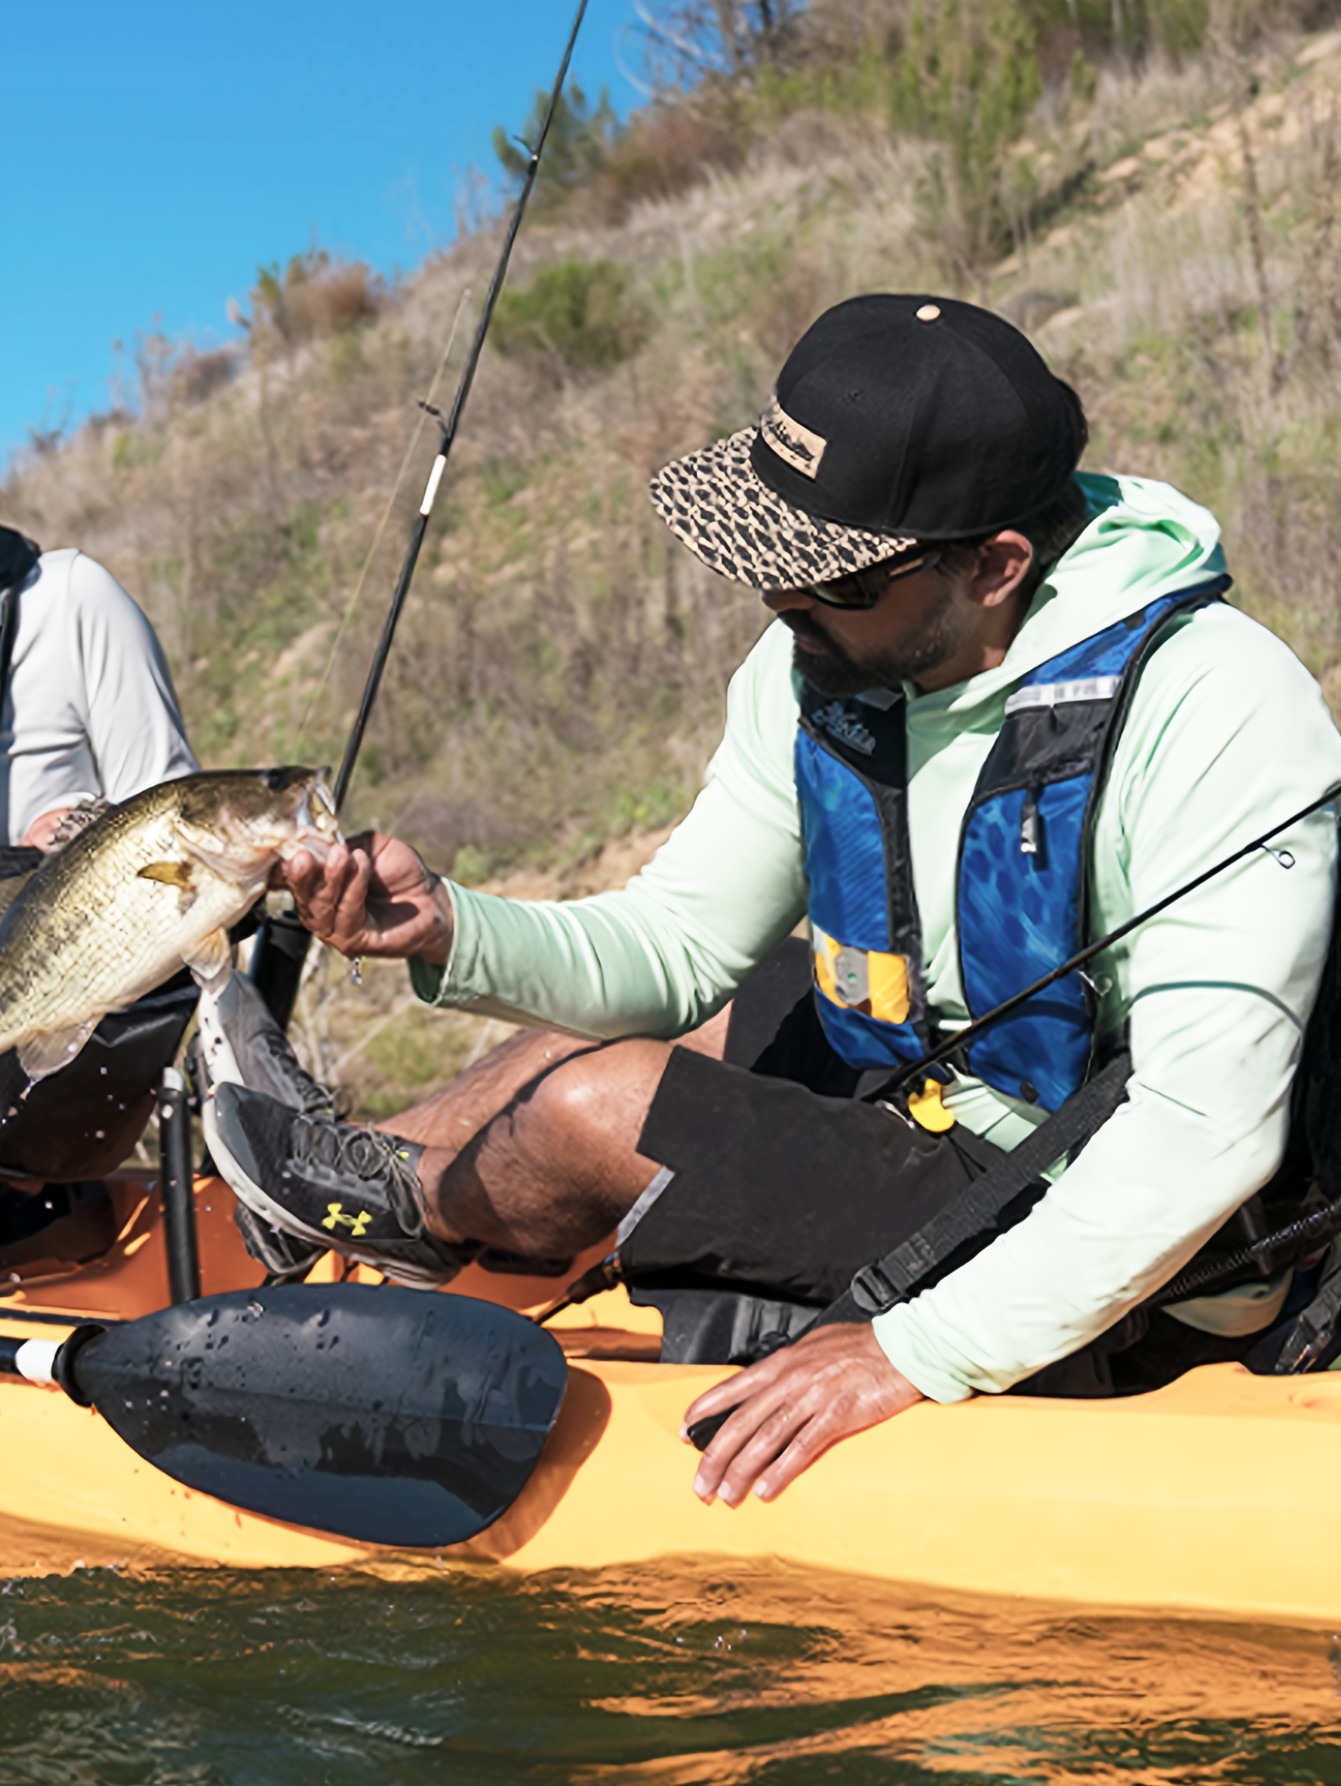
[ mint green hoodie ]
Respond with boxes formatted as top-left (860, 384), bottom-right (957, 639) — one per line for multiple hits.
top-left (414, 474), bottom-right (1341, 1400)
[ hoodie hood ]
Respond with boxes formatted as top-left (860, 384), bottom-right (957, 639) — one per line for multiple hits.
top-left (907, 472), bottom-right (1227, 722)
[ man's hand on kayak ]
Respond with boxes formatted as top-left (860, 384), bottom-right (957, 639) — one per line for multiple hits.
top-left (682, 1323), bottom-right (923, 1505)
top-left (282, 832), bottom-right (455, 964)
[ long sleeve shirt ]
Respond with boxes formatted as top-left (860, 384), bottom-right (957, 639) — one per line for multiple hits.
top-left (0, 549), bottom-right (198, 845)
top-left (411, 474), bottom-right (1341, 1400)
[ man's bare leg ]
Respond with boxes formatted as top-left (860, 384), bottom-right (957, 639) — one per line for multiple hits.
top-left (381, 1008), bottom-right (731, 1260)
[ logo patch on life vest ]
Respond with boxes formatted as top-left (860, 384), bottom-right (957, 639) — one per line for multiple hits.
top-left (812, 701), bottom-right (876, 755)
top-left (759, 397), bottom-right (827, 479)
top-left (812, 925), bottom-right (911, 1023)
top-left (322, 1202), bottom-right (372, 1237)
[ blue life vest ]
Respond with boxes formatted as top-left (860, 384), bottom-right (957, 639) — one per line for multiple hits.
top-left (795, 578), bottom-right (1231, 1112)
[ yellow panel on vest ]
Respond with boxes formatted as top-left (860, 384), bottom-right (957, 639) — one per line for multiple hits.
top-left (811, 926), bottom-right (911, 1024)
top-left (867, 951), bottom-right (911, 1024)
top-left (907, 1077), bottom-right (957, 1133)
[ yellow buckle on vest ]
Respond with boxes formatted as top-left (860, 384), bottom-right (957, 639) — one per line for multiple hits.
top-left (907, 1077), bottom-right (956, 1133)
top-left (811, 925), bottom-right (911, 1024)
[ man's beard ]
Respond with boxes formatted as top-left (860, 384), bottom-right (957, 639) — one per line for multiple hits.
top-left (784, 592), bottom-right (962, 697)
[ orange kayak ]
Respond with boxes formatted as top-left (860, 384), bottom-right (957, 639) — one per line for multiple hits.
top-left (2, 1171), bottom-right (1340, 1626)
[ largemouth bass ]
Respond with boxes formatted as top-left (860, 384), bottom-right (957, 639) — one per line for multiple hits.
top-left (0, 768), bottom-right (338, 1081)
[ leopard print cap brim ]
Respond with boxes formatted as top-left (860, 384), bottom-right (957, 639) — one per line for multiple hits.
top-left (648, 426), bottom-right (922, 589)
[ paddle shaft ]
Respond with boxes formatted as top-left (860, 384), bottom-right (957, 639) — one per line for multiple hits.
top-left (0, 1332), bottom-right (63, 1386)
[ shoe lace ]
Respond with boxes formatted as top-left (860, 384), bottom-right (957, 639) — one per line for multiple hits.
top-left (290, 1115), bottom-right (425, 1235)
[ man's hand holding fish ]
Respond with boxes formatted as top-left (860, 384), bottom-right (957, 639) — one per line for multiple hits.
top-left (284, 833), bottom-right (454, 966)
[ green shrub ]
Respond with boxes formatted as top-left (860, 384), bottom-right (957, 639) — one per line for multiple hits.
top-left (895, 0), bottom-right (1043, 279)
top-left (249, 249), bottom-right (382, 344)
top-left (492, 257), bottom-right (649, 378)
top-left (1146, 0), bottom-right (1210, 55)
top-left (492, 80), bottom-right (620, 208)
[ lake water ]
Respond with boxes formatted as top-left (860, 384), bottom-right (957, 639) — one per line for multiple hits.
top-left (1, 1561), bottom-right (1338, 1783)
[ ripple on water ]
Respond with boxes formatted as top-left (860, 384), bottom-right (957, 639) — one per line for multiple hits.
top-left (0, 1561), bottom-right (1337, 1784)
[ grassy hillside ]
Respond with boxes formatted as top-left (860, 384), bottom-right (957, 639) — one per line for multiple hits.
top-left (6, 10), bottom-right (1341, 1113)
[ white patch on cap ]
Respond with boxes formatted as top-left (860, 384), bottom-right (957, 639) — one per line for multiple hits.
top-left (759, 396), bottom-right (827, 480)
top-left (916, 303), bottom-right (941, 321)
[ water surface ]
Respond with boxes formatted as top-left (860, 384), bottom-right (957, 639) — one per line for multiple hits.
top-left (1, 1562), bottom-right (1337, 1783)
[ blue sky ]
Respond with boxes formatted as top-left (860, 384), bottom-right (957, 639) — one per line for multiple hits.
top-left (1, 0), bottom-right (643, 463)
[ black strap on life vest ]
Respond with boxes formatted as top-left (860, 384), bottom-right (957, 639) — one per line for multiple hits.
top-left (0, 529), bottom-right (40, 868)
top-left (816, 1049), bottom-right (1133, 1325)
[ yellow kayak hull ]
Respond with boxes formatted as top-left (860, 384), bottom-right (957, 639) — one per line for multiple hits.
top-left (2, 1173), bottom-right (1339, 1625)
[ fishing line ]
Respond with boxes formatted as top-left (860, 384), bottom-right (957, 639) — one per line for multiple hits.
top-left (294, 285), bottom-right (473, 760)
top-left (331, 0), bottom-right (590, 810)
top-left (250, 0), bottom-right (590, 1034)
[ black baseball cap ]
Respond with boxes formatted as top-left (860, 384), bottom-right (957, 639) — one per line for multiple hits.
top-left (648, 294), bottom-right (1086, 588)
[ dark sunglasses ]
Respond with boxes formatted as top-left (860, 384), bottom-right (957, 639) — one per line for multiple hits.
top-left (801, 549), bottom-right (942, 610)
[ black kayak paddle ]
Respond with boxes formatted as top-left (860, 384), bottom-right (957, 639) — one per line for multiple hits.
top-left (0, 1284), bottom-right (566, 1547)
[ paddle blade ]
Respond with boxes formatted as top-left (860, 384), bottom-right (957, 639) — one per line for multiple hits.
top-left (71, 1286), bottom-right (567, 1547)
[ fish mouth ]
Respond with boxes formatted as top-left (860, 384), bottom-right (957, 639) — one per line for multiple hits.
top-left (177, 769), bottom-right (344, 881)
top-left (291, 773), bottom-right (341, 861)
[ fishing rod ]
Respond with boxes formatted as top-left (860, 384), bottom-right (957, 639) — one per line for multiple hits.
top-left (544, 779), bottom-right (1341, 1332)
top-left (881, 779), bottom-right (1341, 1098)
top-left (250, 0), bottom-right (589, 1028)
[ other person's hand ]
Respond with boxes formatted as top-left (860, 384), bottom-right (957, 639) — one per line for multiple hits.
top-left (282, 831), bottom-right (454, 964)
top-left (682, 1322), bottom-right (924, 1505)
top-left (19, 807), bottom-right (75, 851)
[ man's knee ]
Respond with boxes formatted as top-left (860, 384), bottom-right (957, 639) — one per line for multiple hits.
top-left (517, 1037), bottom-right (672, 1165)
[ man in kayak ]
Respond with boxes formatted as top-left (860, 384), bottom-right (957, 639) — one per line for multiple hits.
top-left (208, 295), bottom-right (1341, 1505)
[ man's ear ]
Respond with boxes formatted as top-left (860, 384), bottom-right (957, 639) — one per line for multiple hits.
top-left (970, 531), bottom-right (1034, 609)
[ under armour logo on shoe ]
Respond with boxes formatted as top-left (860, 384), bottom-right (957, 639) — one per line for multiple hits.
top-left (322, 1202), bottom-right (372, 1236)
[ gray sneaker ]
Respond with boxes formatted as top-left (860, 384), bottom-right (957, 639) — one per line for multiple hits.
top-left (208, 1083), bottom-right (472, 1289)
top-left (196, 973), bottom-right (335, 1114)
top-left (196, 973), bottom-right (335, 1280)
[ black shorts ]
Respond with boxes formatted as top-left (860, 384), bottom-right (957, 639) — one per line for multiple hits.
top-left (626, 939), bottom-right (1259, 1392)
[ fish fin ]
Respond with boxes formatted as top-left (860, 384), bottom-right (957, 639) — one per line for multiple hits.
top-left (50, 799), bottom-right (112, 848)
top-left (185, 927), bottom-right (233, 987)
top-left (138, 860), bottom-right (194, 888)
top-left (16, 1020), bottom-right (98, 1083)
